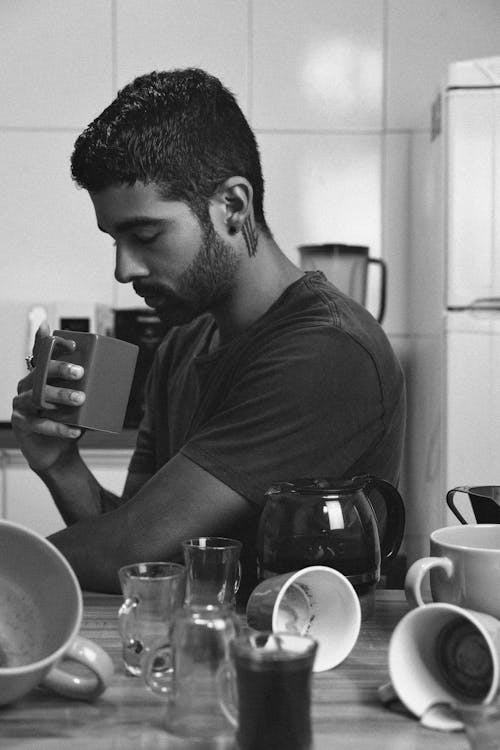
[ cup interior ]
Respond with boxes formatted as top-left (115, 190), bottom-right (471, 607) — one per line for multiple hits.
top-left (231, 631), bottom-right (317, 666)
top-left (0, 522), bottom-right (80, 670)
top-left (390, 604), bottom-right (498, 717)
top-left (273, 566), bottom-right (361, 671)
top-left (432, 524), bottom-right (500, 551)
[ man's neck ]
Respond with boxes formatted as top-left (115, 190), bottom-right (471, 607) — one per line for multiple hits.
top-left (212, 236), bottom-right (304, 345)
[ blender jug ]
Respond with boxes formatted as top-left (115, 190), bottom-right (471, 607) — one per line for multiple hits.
top-left (298, 243), bottom-right (387, 324)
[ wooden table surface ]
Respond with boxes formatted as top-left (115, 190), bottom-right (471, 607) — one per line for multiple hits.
top-left (0, 590), bottom-right (470, 750)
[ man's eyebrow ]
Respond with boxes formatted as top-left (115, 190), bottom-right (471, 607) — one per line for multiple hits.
top-left (97, 217), bottom-right (168, 234)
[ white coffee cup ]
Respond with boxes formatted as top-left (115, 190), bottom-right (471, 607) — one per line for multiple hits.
top-left (387, 603), bottom-right (500, 728)
top-left (246, 565), bottom-right (361, 671)
top-left (0, 520), bottom-right (113, 706)
top-left (405, 524), bottom-right (500, 617)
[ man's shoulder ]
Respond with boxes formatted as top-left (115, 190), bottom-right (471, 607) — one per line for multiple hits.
top-left (262, 271), bottom-right (385, 345)
top-left (258, 271), bottom-right (403, 386)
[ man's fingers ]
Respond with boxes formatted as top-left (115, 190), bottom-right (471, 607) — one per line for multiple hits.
top-left (35, 320), bottom-right (51, 341)
top-left (11, 407), bottom-right (81, 440)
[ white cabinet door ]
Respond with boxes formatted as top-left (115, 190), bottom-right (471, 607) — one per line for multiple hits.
top-left (446, 89), bottom-right (496, 307)
top-left (2, 449), bottom-right (132, 538)
top-left (445, 315), bottom-right (500, 494)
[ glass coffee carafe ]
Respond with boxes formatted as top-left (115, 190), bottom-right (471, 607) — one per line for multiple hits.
top-left (256, 475), bottom-right (405, 608)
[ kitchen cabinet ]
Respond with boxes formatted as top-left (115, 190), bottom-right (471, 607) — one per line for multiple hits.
top-left (1, 449), bottom-right (132, 538)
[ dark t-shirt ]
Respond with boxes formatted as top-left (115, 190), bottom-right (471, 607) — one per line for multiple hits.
top-left (129, 271), bottom-right (406, 596)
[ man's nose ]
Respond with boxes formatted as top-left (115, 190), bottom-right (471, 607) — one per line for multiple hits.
top-left (114, 243), bottom-right (148, 284)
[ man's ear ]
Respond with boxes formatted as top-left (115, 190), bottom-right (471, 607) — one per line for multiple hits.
top-left (216, 176), bottom-right (254, 235)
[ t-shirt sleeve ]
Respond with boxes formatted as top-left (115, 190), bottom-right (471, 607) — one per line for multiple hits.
top-left (180, 327), bottom-right (389, 507)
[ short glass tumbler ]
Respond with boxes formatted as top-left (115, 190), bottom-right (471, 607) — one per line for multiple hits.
top-left (221, 631), bottom-right (318, 750)
top-left (182, 537), bottom-right (242, 607)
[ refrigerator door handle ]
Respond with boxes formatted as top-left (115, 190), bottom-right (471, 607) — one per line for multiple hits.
top-left (454, 297), bottom-right (500, 312)
top-left (466, 298), bottom-right (500, 311)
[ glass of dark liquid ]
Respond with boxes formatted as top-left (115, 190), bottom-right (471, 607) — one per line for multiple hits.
top-left (221, 631), bottom-right (317, 750)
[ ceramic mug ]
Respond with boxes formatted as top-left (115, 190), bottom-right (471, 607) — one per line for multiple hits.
top-left (246, 565), bottom-right (361, 671)
top-left (386, 603), bottom-right (500, 729)
top-left (0, 520), bottom-right (113, 706)
top-left (32, 329), bottom-right (138, 433)
top-left (447, 485), bottom-right (500, 525)
top-left (405, 524), bottom-right (500, 618)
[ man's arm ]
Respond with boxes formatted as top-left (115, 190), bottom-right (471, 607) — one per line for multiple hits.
top-left (47, 452), bottom-right (254, 592)
top-left (36, 446), bottom-right (151, 523)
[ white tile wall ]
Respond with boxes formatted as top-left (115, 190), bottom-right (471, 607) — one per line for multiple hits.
top-left (258, 132), bottom-right (381, 265)
top-left (116, 0), bottom-right (249, 114)
top-left (0, 0), bottom-right (113, 129)
top-left (380, 133), bottom-right (411, 334)
top-left (386, 0), bottom-right (500, 130)
top-left (0, 131), bottom-right (114, 304)
top-left (252, 0), bottom-right (383, 130)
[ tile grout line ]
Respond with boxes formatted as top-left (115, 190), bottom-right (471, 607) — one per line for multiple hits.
top-left (247, 0), bottom-right (253, 123)
top-left (111, 0), bottom-right (118, 95)
top-left (380, 0), bottom-right (389, 265)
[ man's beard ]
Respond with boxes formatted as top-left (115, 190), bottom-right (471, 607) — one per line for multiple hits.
top-left (148, 223), bottom-right (239, 328)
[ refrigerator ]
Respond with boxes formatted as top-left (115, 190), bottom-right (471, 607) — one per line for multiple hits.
top-left (406, 56), bottom-right (500, 565)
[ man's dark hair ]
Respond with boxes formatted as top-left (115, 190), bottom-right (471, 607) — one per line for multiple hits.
top-left (71, 68), bottom-right (270, 233)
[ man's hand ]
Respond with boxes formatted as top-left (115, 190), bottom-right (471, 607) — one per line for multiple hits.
top-left (11, 322), bottom-right (86, 473)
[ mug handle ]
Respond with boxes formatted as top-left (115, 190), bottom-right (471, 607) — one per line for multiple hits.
top-left (234, 561), bottom-right (242, 596)
top-left (217, 660), bottom-right (238, 728)
top-left (358, 476), bottom-right (406, 565)
top-left (41, 635), bottom-right (114, 700)
top-left (31, 334), bottom-right (75, 409)
top-left (143, 642), bottom-right (175, 695)
top-left (446, 486), bottom-right (471, 525)
top-left (118, 596), bottom-right (141, 654)
top-left (367, 256), bottom-right (387, 324)
top-left (404, 556), bottom-right (454, 609)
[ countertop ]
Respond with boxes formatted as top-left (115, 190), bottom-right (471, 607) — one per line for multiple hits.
top-left (0, 590), bottom-right (470, 750)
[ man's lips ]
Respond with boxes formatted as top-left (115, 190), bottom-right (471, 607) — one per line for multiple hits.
top-left (143, 295), bottom-right (164, 308)
top-left (134, 286), bottom-right (164, 307)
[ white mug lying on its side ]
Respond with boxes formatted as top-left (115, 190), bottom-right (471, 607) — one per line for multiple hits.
top-left (0, 520), bottom-right (113, 706)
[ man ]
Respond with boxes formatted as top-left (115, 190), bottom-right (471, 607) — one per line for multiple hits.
top-left (12, 68), bottom-right (405, 601)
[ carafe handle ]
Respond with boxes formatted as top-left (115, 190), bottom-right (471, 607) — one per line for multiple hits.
top-left (356, 475), bottom-right (405, 567)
